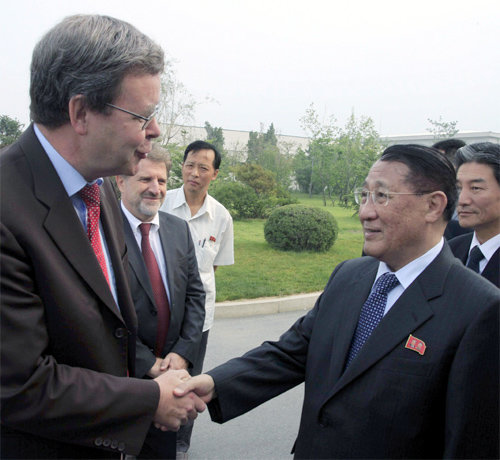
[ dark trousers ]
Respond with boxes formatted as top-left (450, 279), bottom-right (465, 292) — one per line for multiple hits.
top-left (138, 426), bottom-right (176, 459)
top-left (176, 330), bottom-right (210, 452)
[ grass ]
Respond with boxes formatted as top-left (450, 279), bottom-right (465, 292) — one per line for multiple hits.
top-left (215, 193), bottom-right (363, 301)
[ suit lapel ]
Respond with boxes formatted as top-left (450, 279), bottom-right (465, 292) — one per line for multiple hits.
top-left (158, 213), bottom-right (179, 329)
top-left (482, 247), bottom-right (500, 287)
top-left (324, 247), bottom-right (455, 402)
top-left (121, 211), bottom-right (157, 309)
top-left (23, 127), bottom-right (122, 321)
top-left (325, 262), bottom-right (378, 384)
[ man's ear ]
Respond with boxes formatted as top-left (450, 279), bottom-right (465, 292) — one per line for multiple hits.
top-left (115, 175), bottom-right (125, 193)
top-left (212, 169), bottom-right (219, 180)
top-left (68, 95), bottom-right (89, 135)
top-left (425, 191), bottom-right (448, 223)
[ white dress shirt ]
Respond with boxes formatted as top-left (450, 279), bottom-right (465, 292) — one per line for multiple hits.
top-left (161, 186), bottom-right (234, 331)
top-left (467, 232), bottom-right (500, 274)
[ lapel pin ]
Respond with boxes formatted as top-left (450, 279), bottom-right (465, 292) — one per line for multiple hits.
top-left (405, 334), bottom-right (426, 355)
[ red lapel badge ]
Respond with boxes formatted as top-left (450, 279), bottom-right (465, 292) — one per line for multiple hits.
top-left (209, 236), bottom-right (216, 242)
top-left (405, 334), bottom-right (426, 355)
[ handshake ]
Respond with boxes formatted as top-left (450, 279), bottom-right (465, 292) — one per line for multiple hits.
top-left (152, 370), bottom-right (215, 431)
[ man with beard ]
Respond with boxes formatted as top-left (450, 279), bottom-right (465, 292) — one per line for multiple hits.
top-left (117, 144), bottom-right (205, 459)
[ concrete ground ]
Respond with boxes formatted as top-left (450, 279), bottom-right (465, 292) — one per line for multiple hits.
top-left (188, 293), bottom-right (321, 459)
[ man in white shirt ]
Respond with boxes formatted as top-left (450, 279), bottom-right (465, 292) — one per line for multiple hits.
top-left (449, 142), bottom-right (500, 287)
top-left (160, 140), bottom-right (234, 456)
top-left (177, 144), bottom-right (499, 459)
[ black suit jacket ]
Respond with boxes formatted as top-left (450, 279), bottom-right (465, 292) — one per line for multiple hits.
top-left (122, 210), bottom-right (205, 378)
top-left (207, 246), bottom-right (499, 459)
top-left (0, 125), bottom-right (159, 458)
top-left (448, 233), bottom-right (500, 287)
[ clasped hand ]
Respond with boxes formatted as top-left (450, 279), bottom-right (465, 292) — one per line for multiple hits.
top-left (153, 371), bottom-right (216, 431)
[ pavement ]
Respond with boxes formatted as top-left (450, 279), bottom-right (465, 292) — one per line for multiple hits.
top-left (214, 291), bottom-right (322, 318)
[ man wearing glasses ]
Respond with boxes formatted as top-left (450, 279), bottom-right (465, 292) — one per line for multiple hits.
top-left (0, 15), bottom-right (204, 459)
top-left (177, 144), bottom-right (499, 459)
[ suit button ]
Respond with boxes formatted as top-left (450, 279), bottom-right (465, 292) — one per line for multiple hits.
top-left (118, 442), bottom-right (126, 452)
top-left (111, 439), bottom-right (118, 449)
top-left (103, 438), bottom-right (111, 447)
top-left (115, 328), bottom-right (126, 338)
top-left (94, 437), bottom-right (103, 446)
top-left (151, 310), bottom-right (157, 316)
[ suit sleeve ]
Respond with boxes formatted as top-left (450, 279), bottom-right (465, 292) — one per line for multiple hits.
top-left (443, 294), bottom-right (499, 459)
top-left (169, 221), bottom-right (206, 366)
top-left (0, 222), bottom-right (159, 456)
top-left (207, 261), bottom-right (346, 423)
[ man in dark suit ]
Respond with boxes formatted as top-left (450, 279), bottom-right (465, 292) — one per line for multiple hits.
top-left (0, 15), bottom-right (204, 459)
top-left (116, 145), bottom-right (206, 458)
top-left (177, 144), bottom-right (499, 459)
top-left (449, 142), bottom-right (500, 287)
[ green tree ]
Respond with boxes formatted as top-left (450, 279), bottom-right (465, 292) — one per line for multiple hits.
top-left (296, 105), bottom-right (383, 206)
top-left (235, 163), bottom-right (277, 197)
top-left (426, 116), bottom-right (459, 139)
top-left (204, 121), bottom-right (225, 155)
top-left (0, 115), bottom-right (24, 148)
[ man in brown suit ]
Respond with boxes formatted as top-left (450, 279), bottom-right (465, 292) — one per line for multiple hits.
top-left (0, 14), bottom-right (204, 459)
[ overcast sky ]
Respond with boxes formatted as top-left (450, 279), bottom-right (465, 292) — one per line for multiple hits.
top-left (1, 0), bottom-right (498, 137)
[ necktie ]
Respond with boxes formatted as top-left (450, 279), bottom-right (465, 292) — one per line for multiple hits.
top-left (79, 184), bottom-right (110, 286)
top-left (466, 246), bottom-right (484, 273)
top-left (345, 272), bottom-right (400, 368)
top-left (139, 223), bottom-right (170, 356)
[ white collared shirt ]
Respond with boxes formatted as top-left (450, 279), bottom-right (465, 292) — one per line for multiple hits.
top-left (120, 203), bottom-right (171, 303)
top-left (467, 232), bottom-right (500, 273)
top-left (161, 186), bottom-right (234, 331)
top-left (375, 238), bottom-right (445, 315)
top-left (34, 124), bottom-right (119, 306)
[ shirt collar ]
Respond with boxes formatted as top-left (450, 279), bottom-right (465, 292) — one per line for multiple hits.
top-left (470, 232), bottom-right (500, 262)
top-left (120, 201), bottom-right (160, 234)
top-left (376, 238), bottom-right (444, 289)
top-left (34, 124), bottom-right (102, 195)
top-left (175, 185), bottom-right (214, 220)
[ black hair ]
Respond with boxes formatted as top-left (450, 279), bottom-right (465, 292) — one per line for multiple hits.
top-left (381, 144), bottom-right (457, 221)
top-left (183, 140), bottom-right (221, 170)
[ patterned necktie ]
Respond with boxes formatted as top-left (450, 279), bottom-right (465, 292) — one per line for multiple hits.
top-left (345, 272), bottom-right (400, 368)
top-left (79, 184), bottom-right (110, 286)
top-left (139, 223), bottom-right (170, 356)
top-left (466, 246), bottom-right (485, 273)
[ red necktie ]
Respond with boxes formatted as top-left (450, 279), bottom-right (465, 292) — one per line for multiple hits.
top-left (139, 223), bottom-right (170, 356)
top-left (79, 184), bottom-right (110, 286)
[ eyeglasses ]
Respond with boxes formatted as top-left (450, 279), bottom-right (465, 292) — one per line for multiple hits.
top-left (354, 187), bottom-right (434, 207)
top-left (105, 103), bottom-right (158, 130)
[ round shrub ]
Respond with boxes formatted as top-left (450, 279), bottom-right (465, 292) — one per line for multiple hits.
top-left (264, 205), bottom-right (338, 252)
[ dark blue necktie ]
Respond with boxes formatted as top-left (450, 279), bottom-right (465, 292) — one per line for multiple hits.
top-left (345, 273), bottom-right (400, 368)
top-left (466, 246), bottom-right (484, 273)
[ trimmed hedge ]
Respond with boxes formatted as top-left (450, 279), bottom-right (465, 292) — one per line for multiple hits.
top-left (264, 204), bottom-right (338, 252)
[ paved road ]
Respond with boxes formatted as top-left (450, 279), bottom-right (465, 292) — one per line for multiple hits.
top-left (189, 309), bottom-right (309, 460)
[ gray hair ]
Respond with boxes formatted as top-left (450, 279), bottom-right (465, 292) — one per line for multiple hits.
top-left (147, 143), bottom-right (172, 174)
top-left (30, 14), bottom-right (164, 127)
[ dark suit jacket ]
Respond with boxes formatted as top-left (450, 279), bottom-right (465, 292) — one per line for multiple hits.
top-left (122, 210), bottom-right (205, 378)
top-left (444, 218), bottom-right (472, 240)
top-left (207, 246), bottom-right (499, 459)
top-left (0, 125), bottom-right (159, 459)
top-left (448, 232), bottom-right (500, 287)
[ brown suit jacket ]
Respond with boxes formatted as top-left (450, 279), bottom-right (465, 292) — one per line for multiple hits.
top-left (0, 125), bottom-right (159, 458)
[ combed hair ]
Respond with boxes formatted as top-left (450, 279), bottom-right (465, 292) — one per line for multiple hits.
top-left (147, 143), bottom-right (172, 173)
top-left (30, 14), bottom-right (164, 127)
top-left (455, 142), bottom-right (500, 185)
top-left (184, 140), bottom-right (221, 170)
top-left (381, 144), bottom-right (457, 221)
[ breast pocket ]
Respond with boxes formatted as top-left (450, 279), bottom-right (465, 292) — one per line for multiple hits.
top-left (198, 245), bottom-right (218, 272)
